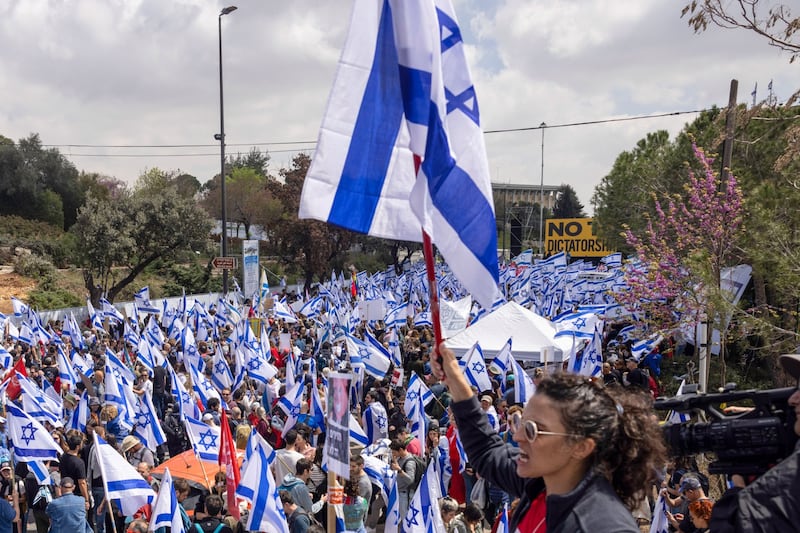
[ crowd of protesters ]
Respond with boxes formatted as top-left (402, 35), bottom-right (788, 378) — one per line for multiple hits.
top-left (2, 289), bottom-right (780, 533)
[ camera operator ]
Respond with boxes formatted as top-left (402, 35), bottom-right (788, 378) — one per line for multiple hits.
top-left (710, 353), bottom-right (800, 531)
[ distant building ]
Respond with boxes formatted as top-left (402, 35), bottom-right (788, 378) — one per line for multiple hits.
top-left (492, 183), bottom-right (560, 209)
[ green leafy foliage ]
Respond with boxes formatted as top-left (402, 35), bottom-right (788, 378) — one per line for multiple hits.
top-left (72, 178), bottom-right (213, 303)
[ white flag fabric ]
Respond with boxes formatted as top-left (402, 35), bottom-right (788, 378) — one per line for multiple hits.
top-left (132, 390), bottom-right (167, 452)
top-left (403, 455), bottom-right (445, 533)
top-left (299, 0), bottom-right (501, 310)
top-left (511, 358), bottom-right (535, 406)
top-left (149, 467), bottom-right (184, 533)
top-left (649, 494), bottom-right (670, 533)
top-left (235, 433), bottom-right (289, 533)
top-left (185, 416), bottom-right (220, 462)
top-left (345, 333), bottom-right (391, 379)
top-left (276, 381), bottom-right (305, 437)
top-left (17, 374), bottom-right (62, 428)
top-left (93, 433), bottom-right (155, 516)
top-left (135, 287), bottom-right (160, 314)
top-left (6, 404), bottom-right (63, 462)
top-left (461, 342), bottom-right (493, 393)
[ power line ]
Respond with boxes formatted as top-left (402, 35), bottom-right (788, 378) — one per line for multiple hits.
top-left (483, 109), bottom-right (708, 134)
top-left (42, 141), bottom-right (317, 149)
top-left (40, 108), bottom-right (710, 156)
top-left (63, 147), bottom-right (311, 157)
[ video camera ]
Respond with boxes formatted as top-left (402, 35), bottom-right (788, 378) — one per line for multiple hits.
top-left (654, 386), bottom-right (798, 475)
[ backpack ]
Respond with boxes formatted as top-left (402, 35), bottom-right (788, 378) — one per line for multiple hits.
top-left (194, 521), bottom-right (226, 533)
top-left (404, 454), bottom-right (428, 492)
top-left (289, 508), bottom-right (323, 530)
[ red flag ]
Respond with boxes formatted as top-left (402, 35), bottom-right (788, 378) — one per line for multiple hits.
top-left (218, 409), bottom-right (240, 519)
top-left (2, 358), bottom-right (28, 400)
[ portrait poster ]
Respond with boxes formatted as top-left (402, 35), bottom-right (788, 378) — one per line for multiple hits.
top-left (323, 371), bottom-right (352, 480)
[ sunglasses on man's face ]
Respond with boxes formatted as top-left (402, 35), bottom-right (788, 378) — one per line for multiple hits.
top-left (508, 412), bottom-right (581, 443)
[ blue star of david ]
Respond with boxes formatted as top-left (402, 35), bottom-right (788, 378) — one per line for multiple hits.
top-left (406, 390), bottom-right (418, 402)
top-left (136, 412), bottom-right (149, 428)
top-left (471, 362), bottom-right (485, 374)
top-left (437, 8), bottom-right (462, 53)
top-left (198, 429), bottom-right (218, 450)
top-left (202, 379), bottom-right (214, 392)
top-left (445, 86), bottom-right (479, 124)
top-left (290, 405), bottom-right (301, 417)
top-left (20, 422), bottom-right (38, 445)
top-left (405, 505), bottom-right (421, 529)
top-left (215, 361), bottom-right (228, 374)
top-left (181, 391), bottom-right (191, 404)
top-left (112, 367), bottom-right (122, 380)
top-left (248, 358), bottom-right (262, 371)
top-left (358, 347), bottom-right (370, 358)
top-left (376, 414), bottom-right (387, 429)
top-left (574, 317), bottom-right (587, 329)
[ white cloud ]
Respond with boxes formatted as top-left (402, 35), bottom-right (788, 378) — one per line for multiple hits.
top-left (0, 0), bottom-right (794, 212)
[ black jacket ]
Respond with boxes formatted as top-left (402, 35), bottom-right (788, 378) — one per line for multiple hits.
top-left (710, 443), bottom-right (800, 532)
top-left (452, 395), bottom-right (639, 532)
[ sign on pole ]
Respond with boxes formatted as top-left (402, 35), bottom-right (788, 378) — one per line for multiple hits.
top-left (212, 257), bottom-right (237, 270)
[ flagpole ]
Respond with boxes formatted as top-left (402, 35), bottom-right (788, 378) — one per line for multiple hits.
top-left (194, 449), bottom-right (214, 493)
top-left (416, 156), bottom-right (445, 362)
top-left (7, 455), bottom-right (19, 533)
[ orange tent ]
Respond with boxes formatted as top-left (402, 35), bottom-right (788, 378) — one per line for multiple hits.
top-left (152, 449), bottom-right (244, 492)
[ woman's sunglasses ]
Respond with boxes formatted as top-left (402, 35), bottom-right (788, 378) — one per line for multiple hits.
top-left (508, 412), bottom-right (581, 443)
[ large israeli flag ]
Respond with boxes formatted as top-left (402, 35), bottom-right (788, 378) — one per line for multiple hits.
top-left (93, 433), bottom-right (155, 515)
top-left (6, 404), bottom-right (63, 462)
top-left (185, 416), bottom-right (221, 462)
top-left (236, 433), bottom-right (288, 533)
top-left (299, 0), bottom-right (500, 310)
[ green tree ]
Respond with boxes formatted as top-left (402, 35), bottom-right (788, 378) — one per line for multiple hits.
top-left (229, 147), bottom-right (271, 177)
top-left (173, 173), bottom-right (202, 199)
top-left (72, 182), bottom-right (212, 304)
top-left (267, 153), bottom-right (354, 291)
top-left (552, 184), bottom-right (586, 218)
top-left (226, 167), bottom-right (270, 240)
top-left (0, 134), bottom-right (84, 229)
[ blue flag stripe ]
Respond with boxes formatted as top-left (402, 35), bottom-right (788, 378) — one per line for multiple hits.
top-left (328, 1), bottom-right (403, 233)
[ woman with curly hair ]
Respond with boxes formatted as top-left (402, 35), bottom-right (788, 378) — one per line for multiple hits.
top-left (433, 344), bottom-right (667, 533)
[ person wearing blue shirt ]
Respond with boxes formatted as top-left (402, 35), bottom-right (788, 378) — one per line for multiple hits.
top-left (45, 477), bottom-right (87, 533)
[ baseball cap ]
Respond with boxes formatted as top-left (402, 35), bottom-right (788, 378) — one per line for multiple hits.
top-left (679, 476), bottom-right (702, 493)
top-left (0, 462), bottom-right (10, 472)
top-left (202, 413), bottom-right (214, 422)
top-left (480, 395), bottom-right (493, 404)
top-left (779, 353), bottom-right (800, 381)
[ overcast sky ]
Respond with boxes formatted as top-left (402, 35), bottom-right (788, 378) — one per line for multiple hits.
top-left (0, 0), bottom-right (794, 213)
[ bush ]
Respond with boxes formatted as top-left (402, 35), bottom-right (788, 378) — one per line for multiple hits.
top-left (26, 288), bottom-right (82, 310)
top-left (13, 253), bottom-right (55, 279)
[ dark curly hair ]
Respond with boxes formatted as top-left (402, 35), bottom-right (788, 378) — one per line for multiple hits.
top-left (536, 373), bottom-right (667, 510)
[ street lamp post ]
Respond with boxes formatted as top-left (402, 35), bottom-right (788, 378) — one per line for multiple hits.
top-left (217, 5), bottom-right (237, 295)
top-left (538, 122), bottom-right (546, 254)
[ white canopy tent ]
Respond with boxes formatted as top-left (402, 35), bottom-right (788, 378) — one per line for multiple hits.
top-left (444, 301), bottom-right (573, 363)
